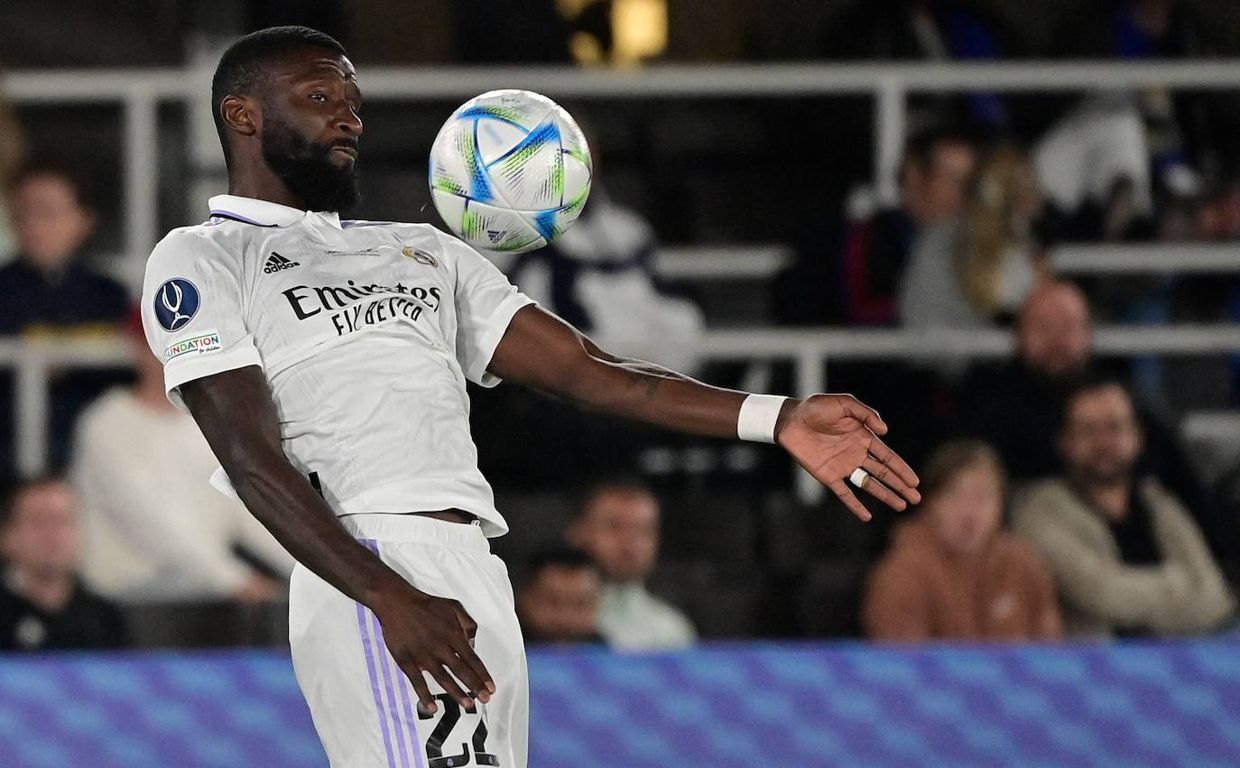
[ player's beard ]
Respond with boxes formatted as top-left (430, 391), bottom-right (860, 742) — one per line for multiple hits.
top-left (262, 117), bottom-right (360, 213)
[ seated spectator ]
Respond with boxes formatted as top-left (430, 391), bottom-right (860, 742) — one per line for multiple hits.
top-left (516, 546), bottom-right (604, 645)
top-left (959, 281), bottom-right (1240, 575)
top-left (777, 127), bottom-right (977, 326)
top-left (0, 161), bottom-right (131, 473)
top-left (864, 440), bottom-right (1062, 642)
top-left (71, 311), bottom-right (294, 602)
top-left (0, 161), bottom-right (129, 332)
top-left (1012, 378), bottom-right (1235, 638)
top-left (899, 144), bottom-right (1047, 334)
top-left (0, 477), bottom-right (126, 650)
top-left (508, 182), bottom-right (704, 373)
top-left (1037, 0), bottom-right (1240, 234)
top-left (568, 479), bottom-right (696, 651)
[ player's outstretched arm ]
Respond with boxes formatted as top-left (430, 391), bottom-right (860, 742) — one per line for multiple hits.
top-left (488, 306), bottom-right (920, 520)
top-left (179, 367), bottom-right (494, 713)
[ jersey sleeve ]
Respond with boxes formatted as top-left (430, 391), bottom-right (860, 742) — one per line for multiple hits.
top-left (141, 230), bottom-right (263, 410)
top-left (439, 233), bottom-right (536, 387)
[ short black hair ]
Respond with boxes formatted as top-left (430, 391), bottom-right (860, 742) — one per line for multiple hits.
top-left (571, 474), bottom-right (654, 521)
top-left (6, 159), bottom-right (95, 212)
top-left (902, 126), bottom-right (973, 171)
top-left (211, 25), bottom-right (348, 168)
top-left (522, 545), bottom-right (597, 587)
top-left (1059, 372), bottom-right (1134, 431)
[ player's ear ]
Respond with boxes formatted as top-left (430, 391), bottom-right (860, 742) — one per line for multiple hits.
top-left (221, 95), bottom-right (258, 137)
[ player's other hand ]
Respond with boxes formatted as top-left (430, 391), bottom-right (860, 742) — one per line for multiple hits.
top-left (371, 580), bottom-right (496, 714)
top-left (775, 394), bottom-right (921, 521)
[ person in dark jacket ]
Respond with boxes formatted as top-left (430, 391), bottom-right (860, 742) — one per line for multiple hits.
top-left (0, 477), bottom-right (126, 650)
top-left (0, 162), bottom-right (131, 475)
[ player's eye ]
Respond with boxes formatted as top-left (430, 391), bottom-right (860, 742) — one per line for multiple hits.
top-left (310, 92), bottom-right (328, 103)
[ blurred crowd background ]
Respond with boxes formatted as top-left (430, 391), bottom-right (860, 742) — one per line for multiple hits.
top-left (1, 0), bottom-right (1238, 655)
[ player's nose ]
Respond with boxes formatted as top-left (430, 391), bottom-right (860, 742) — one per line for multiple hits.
top-left (335, 106), bottom-right (363, 137)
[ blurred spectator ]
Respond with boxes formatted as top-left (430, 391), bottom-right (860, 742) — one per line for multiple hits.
top-left (568, 479), bottom-right (696, 651)
top-left (899, 144), bottom-right (1047, 333)
top-left (863, 440), bottom-right (1061, 642)
top-left (509, 186), bottom-right (704, 373)
top-left (1012, 378), bottom-right (1235, 638)
top-left (1043, 0), bottom-right (1240, 211)
top-left (0, 477), bottom-right (126, 650)
top-left (516, 546), bottom-right (604, 645)
top-left (1033, 0), bottom-right (1240, 247)
top-left (0, 162), bottom-right (128, 332)
top-left (71, 311), bottom-right (294, 603)
top-left (0, 161), bottom-right (131, 474)
top-left (778, 127), bottom-right (977, 326)
top-left (958, 281), bottom-right (1239, 575)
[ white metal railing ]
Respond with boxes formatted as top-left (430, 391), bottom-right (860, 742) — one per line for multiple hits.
top-left (1052, 244), bottom-right (1240, 275)
top-left (655, 242), bottom-right (1240, 282)
top-left (8, 61), bottom-right (1240, 289)
top-left (4, 325), bottom-right (1239, 499)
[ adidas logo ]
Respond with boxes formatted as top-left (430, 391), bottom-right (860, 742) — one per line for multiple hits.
top-left (263, 252), bottom-right (301, 274)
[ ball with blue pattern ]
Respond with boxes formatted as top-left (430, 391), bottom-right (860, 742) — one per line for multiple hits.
top-left (429, 89), bottom-right (593, 253)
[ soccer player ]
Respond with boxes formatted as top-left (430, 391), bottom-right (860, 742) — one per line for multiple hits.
top-left (141, 26), bottom-right (921, 768)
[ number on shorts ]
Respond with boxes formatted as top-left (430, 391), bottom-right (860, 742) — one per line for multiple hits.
top-left (418, 694), bottom-right (499, 767)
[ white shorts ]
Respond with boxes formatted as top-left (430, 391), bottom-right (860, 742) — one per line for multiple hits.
top-left (289, 513), bottom-right (529, 768)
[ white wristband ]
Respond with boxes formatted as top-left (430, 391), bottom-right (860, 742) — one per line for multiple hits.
top-left (737, 394), bottom-right (788, 444)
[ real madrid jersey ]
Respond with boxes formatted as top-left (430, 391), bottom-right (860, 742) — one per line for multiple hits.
top-left (140, 195), bottom-right (535, 537)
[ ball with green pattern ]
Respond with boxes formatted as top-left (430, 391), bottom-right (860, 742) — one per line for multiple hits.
top-left (428, 90), bottom-right (593, 253)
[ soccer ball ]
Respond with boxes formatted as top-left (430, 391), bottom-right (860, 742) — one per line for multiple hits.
top-left (428, 89), bottom-right (593, 253)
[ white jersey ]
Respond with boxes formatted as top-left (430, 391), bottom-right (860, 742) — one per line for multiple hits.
top-left (141, 194), bottom-right (534, 537)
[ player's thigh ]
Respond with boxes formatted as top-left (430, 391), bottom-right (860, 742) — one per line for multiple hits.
top-left (383, 543), bottom-right (530, 768)
top-left (289, 563), bottom-right (417, 768)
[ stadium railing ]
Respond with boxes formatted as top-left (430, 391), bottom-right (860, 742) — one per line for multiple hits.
top-left (4, 326), bottom-right (1239, 499)
top-left (7, 60), bottom-right (1240, 288)
top-left (656, 243), bottom-right (1240, 281)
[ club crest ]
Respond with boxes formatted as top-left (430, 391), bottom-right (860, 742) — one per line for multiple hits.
top-left (401, 246), bottom-right (438, 268)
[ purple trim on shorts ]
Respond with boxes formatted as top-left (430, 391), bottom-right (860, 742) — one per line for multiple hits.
top-left (357, 592), bottom-right (399, 768)
top-left (362, 538), bottom-right (427, 768)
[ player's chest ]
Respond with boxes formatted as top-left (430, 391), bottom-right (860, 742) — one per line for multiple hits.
top-left (242, 234), bottom-right (454, 344)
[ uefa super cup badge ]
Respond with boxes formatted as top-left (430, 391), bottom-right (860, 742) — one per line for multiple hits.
top-left (402, 246), bottom-right (438, 268)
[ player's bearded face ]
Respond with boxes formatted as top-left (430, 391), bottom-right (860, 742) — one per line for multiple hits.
top-left (262, 113), bottom-right (359, 212)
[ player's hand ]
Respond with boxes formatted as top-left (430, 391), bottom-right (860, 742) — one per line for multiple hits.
top-left (371, 582), bottom-right (496, 714)
top-left (776, 394), bottom-right (921, 521)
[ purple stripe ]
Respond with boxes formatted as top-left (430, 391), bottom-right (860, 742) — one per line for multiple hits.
top-left (369, 606), bottom-right (414, 768)
top-left (209, 210), bottom-right (277, 227)
top-left (393, 655), bottom-right (425, 768)
top-left (363, 539), bottom-right (426, 768)
top-left (357, 599), bottom-right (399, 768)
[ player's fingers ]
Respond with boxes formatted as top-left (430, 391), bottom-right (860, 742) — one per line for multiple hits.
top-left (867, 435), bottom-right (921, 496)
top-left (429, 663), bottom-right (475, 713)
top-left (453, 603), bottom-right (479, 641)
top-left (827, 479), bottom-right (872, 522)
top-left (853, 468), bottom-right (909, 512)
top-left (402, 661), bottom-right (438, 715)
top-left (451, 635), bottom-right (493, 704)
top-left (446, 643), bottom-right (493, 705)
top-left (860, 456), bottom-right (918, 507)
top-left (841, 396), bottom-right (887, 435)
